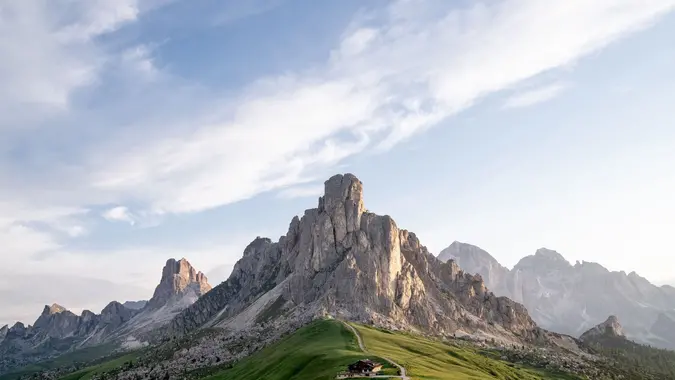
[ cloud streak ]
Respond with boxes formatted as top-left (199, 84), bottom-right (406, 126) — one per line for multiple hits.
top-left (502, 83), bottom-right (569, 109)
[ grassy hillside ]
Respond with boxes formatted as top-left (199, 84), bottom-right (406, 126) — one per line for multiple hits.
top-left (207, 319), bottom-right (581, 380)
top-left (205, 319), bottom-right (389, 380)
top-left (352, 323), bottom-right (580, 380)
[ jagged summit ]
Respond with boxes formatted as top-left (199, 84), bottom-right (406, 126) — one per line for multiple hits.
top-left (580, 315), bottom-right (625, 341)
top-left (42, 303), bottom-right (67, 316)
top-left (513, 248), bottom-right (572, 272)
top-left (147, 258), bottom-right (211, 309)
top-left (437, 241), bottom-right (503, 267)
top-left (534, 248), bottom-right (567, 261)
top-left (169, 173), bottom-right (541, 345)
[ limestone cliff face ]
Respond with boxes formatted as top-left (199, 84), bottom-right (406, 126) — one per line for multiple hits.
top-left (438, 243), bottom-right (675, 348)
top-left (169, 174), bottom-right (539, 342)
top-left (147, 258), bottom-right (211, 310)
top-left (32, 304), bottom-right (81, 339)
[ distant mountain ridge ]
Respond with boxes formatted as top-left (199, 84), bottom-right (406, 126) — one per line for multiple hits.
top-left (0, 258), bottom-right (211, 375)
top-left (438, 241), bottom-right (675, 349)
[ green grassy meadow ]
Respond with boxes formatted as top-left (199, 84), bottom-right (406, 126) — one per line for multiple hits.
top-left (206, 319), bottom-right (389, 380)
top-left (352, 323), bottom-right (581, 380)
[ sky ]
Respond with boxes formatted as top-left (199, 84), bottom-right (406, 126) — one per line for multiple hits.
top-left (1, 0), bottom-right (675, 327)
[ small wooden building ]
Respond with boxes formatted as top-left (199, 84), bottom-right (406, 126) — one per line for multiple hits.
top-left (347, 359), bottom-right (383, 374)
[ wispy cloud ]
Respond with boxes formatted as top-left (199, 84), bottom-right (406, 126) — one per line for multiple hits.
top-left (277, 184), bottom-right (324, 199)
top-left (102, 206), bottom-right (136, 225)
top-left (88, 0), bottom-right (675, 215)
top-left (502, 83), bottom-right (569, 109)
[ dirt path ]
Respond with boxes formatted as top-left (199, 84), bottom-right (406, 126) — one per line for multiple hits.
top-left (340, 321), bottom-right (411, 380)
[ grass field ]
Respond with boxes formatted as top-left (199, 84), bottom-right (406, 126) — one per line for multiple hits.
top-left (206, 320), bottom-right (390, 380)
top-left (352, 323), bottom-right (581, 380)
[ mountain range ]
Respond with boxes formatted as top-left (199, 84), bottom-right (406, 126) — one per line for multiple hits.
top-left (1, 173), bottom-right (673, 380)
top-left (438, 242), bottom-right (675, 349)
top-left (0, 258), bottom-right (211, 373)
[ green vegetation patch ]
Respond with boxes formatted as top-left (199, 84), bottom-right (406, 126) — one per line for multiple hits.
top-left (351, 323), bottom-right (581, 380)
top-left (206, 319), bottom-right (388, 380)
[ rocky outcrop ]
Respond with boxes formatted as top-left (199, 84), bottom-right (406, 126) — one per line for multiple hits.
top-left (32, 304), bottom-right (82, 339)
top-left (580, 315), bottom-right (624, 342)
top-left (146, 259), bottom-right (211, 310)
top-left (437, 243), bottom-right (675, 349)
top-left (169, 174), bottom-right (540, 345)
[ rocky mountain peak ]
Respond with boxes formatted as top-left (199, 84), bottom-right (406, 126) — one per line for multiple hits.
top-left (318, 173), bottom-right (364, 215)
top-left (7, 322), bottom-right (27, 338)
top-left (170, 173), bottom-right (539, 344)
top-left (0, 325), bottom-right (8, 341)
top-left (514, 248), bottom-right (571, 272)
top-left (244, 237), bottom-right (273, 257)
top-left (580, 315), bottom-right (625, 341)
top-left (42, 303), bottom-right (67, 316)
top-left (101, 301), bottom-right (126, 315)
top-left (438, 241), bottom-right (501, 265)
top-left (534, 248), bottom-right (568, 262)
top-left (147, 258), bottom-right (212, 309)
top-left (437, 242), bottom-right (510, 297)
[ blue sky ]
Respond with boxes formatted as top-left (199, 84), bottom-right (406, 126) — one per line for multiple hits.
top-left (2, 0), bottom-right (675, 326)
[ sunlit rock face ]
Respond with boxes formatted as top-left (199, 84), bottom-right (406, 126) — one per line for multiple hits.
top-left (169, 174), bottom-right (540, 344)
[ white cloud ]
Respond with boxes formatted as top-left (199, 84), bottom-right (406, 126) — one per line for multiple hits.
top-left (102, 206), bottom-right (136, 225)
top-left (66, 226), bottom-right (87, 237)
top-left (502, 82), bottom-right (569, 109)
top-left (0, 0), bottom-right (141, 118)
top-left (88, 0), bottom-right (675, 215)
